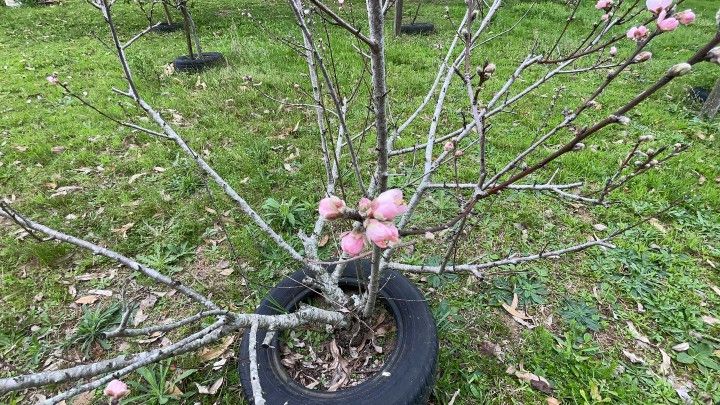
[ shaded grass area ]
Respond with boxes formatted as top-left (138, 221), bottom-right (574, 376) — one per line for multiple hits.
top-left (1, 0), bottom-right (719, 403)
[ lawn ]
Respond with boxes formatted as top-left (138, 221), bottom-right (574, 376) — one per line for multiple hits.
top-left (1, 0), bottom-right (719, 403)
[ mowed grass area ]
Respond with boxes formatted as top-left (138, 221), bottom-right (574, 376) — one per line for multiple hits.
top-left (1, 0), bottom-right (719, 403)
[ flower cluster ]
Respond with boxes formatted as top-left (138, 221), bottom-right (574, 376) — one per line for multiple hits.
top-left (318, 189), bottom-right (408, 256)
top-left (625, 0), bottom-right (694, 41)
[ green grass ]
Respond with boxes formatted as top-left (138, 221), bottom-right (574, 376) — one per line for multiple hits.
top-left (1, 0), bottom-right (720, 403)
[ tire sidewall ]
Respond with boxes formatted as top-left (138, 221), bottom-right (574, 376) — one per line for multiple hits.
top-left (173, 52), bottom-right (224, 72)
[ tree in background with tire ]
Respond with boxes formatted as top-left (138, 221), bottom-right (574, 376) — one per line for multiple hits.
top-left (1, 0), bottom-right (720, 404)
top-left (172, 0), bottom-right (224, 72)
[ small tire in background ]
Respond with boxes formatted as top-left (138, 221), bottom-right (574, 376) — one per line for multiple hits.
top-left (238, 260), bottom-right (439, 405)
top-left (152, 22), bottom-right (184, 33)
top-left (173, 52), bottom-right (225, 73)
top-left (400, 22), bottom-right (435, 35)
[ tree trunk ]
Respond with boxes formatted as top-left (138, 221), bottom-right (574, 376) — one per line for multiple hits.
top-left (394, 0), bottom-right (403, 36)
top-left (700, 78), bottom-right (720, 119)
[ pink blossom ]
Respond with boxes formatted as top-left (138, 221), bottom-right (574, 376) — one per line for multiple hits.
top-left (674, 9), bottom-right (695, 25)
top-left (454, 150), bottom-right (464, 157)
top-left (358, 197), bottom-right (373, 217)
top-left (104, 379), bottom-right (129, 399)
top-left (364, 219), bottom-right (399, 248)
top-left (595, 0), bottom-right (612, 10)
top-left (657, 10), bottom-right (679, 31)
top-left (443, 141), bottom-right (454, 151)
top-left (609, 46), bottom-right (618, 56)
top-left (626, 25), bottom-right (649, 41)
top-left (318, 196), bottom-right (345, 220)
top-left (646, 0), bottom-right (671, 14)
top-left (370, 189), bottom-right (407, 221)
top-left (601, 13), bottom-right (610, 22)
top-left (340, 230), bottom-right (365, 256)
top-left (46, 75), bottom-right (59, 85)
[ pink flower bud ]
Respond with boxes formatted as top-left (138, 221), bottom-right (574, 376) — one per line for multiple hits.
top-left (443, 141), bottom-right (454, 151)
top-left (609, 46), bottom-right (618, 56)
top-left (340, 230), bottom-right (365, 256)
top-left (633, 51), bottom-right (653, 63)
top-left (371, 189), bottom-right (407, 221)
top-left (645, 0), bottom-right (671, 14)
top-left (104, 379), bottom-right (129, 400)
top-left (674, 9), bottom-right (695, 25)
top-left (364, 219), bottom-right (399, 248)
top-left (667, 63), bottom-right (691, 77)
top-left (656, 10), bottom-right (679, 31)
top-left (626, 25), bottom-right (649, 41)
top-left (595, 0), bottom-right (612, 10)
top-left (46, 75), bottom-right (59, 85)
top-left (318, 196), bottom-right (345, 220)
top-left (483, 63), bottom-right (496, 76)
top-left (601, 13), bottom-right (610, 22)
top-left (454, 150), bottom-right (464, 157)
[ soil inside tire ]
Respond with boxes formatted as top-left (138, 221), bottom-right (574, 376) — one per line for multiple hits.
top-left (279, 297), bottom-right (397, 391)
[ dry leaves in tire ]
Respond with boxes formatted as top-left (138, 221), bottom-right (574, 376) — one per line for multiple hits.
top-left (281, 308), bottom-right (397, 391)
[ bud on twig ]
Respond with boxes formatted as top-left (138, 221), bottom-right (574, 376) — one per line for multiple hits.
top-left (706, 47), bottom-right (720, 64)
top-left (470, 9), bottom-right (479, 21)
top-left (633, 51), bottom-right (652, 63)
top-left (667, 63), bottom-right (692, 77)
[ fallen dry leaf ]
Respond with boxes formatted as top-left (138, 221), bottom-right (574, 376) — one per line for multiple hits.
top-left (627, 321), bottom-right (651, 345)
top-left (128, 172), bottom-right (147, 184)
top-left (701, 315), bottom-right (720, 325)
top-left (672, 342), bottom-right (690, 352)
top-left (648, 218), bottom-right (667, 233)
top-left (506, 364), bottom-right (552, 394)
top-left (112, 222), bottom-right (135, 239)
top-left (51, 186), bottom-right (82, 198)
top-left (622, 349), bottom-right (645, 364)
top-left (74, 295), bottom-right (98, 305)
top-left (501, 294), bottom-right (531, 320)
top-left (200, 335), bottom-right (235, 361)
top-left (87, 289), bottom-right (113, 297)
top-left (659, 348), bottom-right (671, 376)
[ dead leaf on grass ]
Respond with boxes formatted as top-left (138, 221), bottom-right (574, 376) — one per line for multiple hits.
top-left (200, 335), bottom-right (235, 361)
top-left (659, 348), bottom-right (671, 376)
top-left (112, 222), bottom-right (135, 239)
top-left (51, 186), bottom-right (82, 197)
top-left (701, 315), bottom-right (720, 325)
top-left (622, 349), bottom-right (645, 364)
top-left (648, 218), bottom-right (667, 233)
top-left (672, 342), bottom-right (690, 352)
top-left (506, 364), bottom-right (552, 394)
top-left (74, 295), bottom-right (98, 305)
top-left (627, 321), bottom-right (651, 344)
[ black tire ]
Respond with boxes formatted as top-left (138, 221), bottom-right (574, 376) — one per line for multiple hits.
top-left (173, 52), bottom-right (225, 73)
top-left (400, 23), bottom-right (435, 35)
top-left (238, 260), bottom-right (438, 405)
top-left (151, 22), bottom-right (184, 33)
